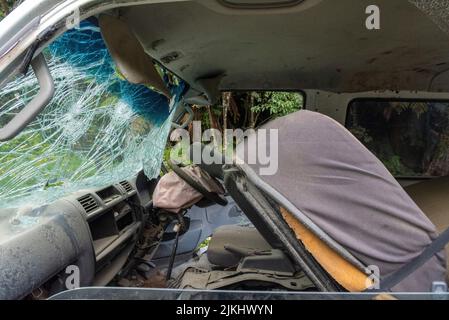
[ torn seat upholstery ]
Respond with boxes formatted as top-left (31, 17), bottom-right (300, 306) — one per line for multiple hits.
top-left (237, 110), bottom-right (447, 292)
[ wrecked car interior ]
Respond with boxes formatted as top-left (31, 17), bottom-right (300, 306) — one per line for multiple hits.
top-left (0, 0), bottom-right (449, 300)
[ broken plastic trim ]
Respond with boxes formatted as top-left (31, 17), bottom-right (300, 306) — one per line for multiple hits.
top-left (0, 54), bottom-right (54, 141)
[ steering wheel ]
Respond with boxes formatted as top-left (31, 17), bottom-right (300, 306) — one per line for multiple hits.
top-left (168, 159), bottom-right (228, 206)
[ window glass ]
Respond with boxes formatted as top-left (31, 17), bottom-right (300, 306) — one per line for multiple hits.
top-left (346, 100), bottom-right (449, 177)
top-left (0, 20), bottom-right (184, 209)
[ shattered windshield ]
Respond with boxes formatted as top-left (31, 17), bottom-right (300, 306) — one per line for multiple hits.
top-left (0, 20), bottom-right (184, 209)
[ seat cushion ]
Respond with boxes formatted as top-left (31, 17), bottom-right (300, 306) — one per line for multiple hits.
top-left (207, 225), bottom-right (271, 267)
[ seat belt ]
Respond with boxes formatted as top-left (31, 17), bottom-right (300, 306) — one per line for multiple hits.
top-left (368, 227), bottom-right (449, 292)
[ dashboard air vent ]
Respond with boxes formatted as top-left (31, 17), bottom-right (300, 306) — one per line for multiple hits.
top-left (120, 181), bottom-right (134, 193)
top-left (77, 194), bottom-right (99, 214)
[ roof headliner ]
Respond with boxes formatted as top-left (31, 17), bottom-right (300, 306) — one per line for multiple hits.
top-left (122, 0), bottom-right (449, 93)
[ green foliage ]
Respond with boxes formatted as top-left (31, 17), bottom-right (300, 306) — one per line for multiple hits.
top-left (158, 91), bottom-right (303, 177)
top-left (382, 155), bottom-right (415, 176)
top-left (198, 237), bottom-right (211, 249)
top-left (390, 102), bottom-right (429, 118)
top-left (161, 141), bottom-right (191, 175)
top-left (0, 0), bottom-right (16, 19)
top-left (251, 92), bottom-right (302, 118)
top-left (349, 126), bottom-right (373, 145)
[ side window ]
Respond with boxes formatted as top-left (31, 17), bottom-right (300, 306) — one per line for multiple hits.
top-left (346, 100), bottom-right (449, 177)
top-left (0, 19), bottom-right (182, 209)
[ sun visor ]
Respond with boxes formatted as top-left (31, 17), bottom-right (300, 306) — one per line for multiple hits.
top-left (99, 14), bottom-right (170, 98)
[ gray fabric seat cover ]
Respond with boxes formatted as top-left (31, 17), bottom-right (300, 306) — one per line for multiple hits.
top-left (238, 110), bottom-right (447, 292)
top-left (208, 225), bottom-right (272, 267)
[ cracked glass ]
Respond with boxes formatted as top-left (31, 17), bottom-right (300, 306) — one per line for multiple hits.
top-left (0, 20), bottom-right (184, 209)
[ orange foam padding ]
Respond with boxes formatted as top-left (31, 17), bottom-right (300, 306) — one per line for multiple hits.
top-left (280, 207), bottom-right (371, 292)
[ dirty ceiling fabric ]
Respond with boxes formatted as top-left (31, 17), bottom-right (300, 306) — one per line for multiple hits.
top-left (0, 20), bottom-right (184, 209)
top-left (409, 0), bottom-right (449, 34)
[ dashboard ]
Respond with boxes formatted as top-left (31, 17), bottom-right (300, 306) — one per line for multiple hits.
top-left (0, 171), bottom-right (158, 299)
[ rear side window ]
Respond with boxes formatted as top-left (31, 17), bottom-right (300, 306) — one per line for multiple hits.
top-left (346, 99), bottom-right (449, 177)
